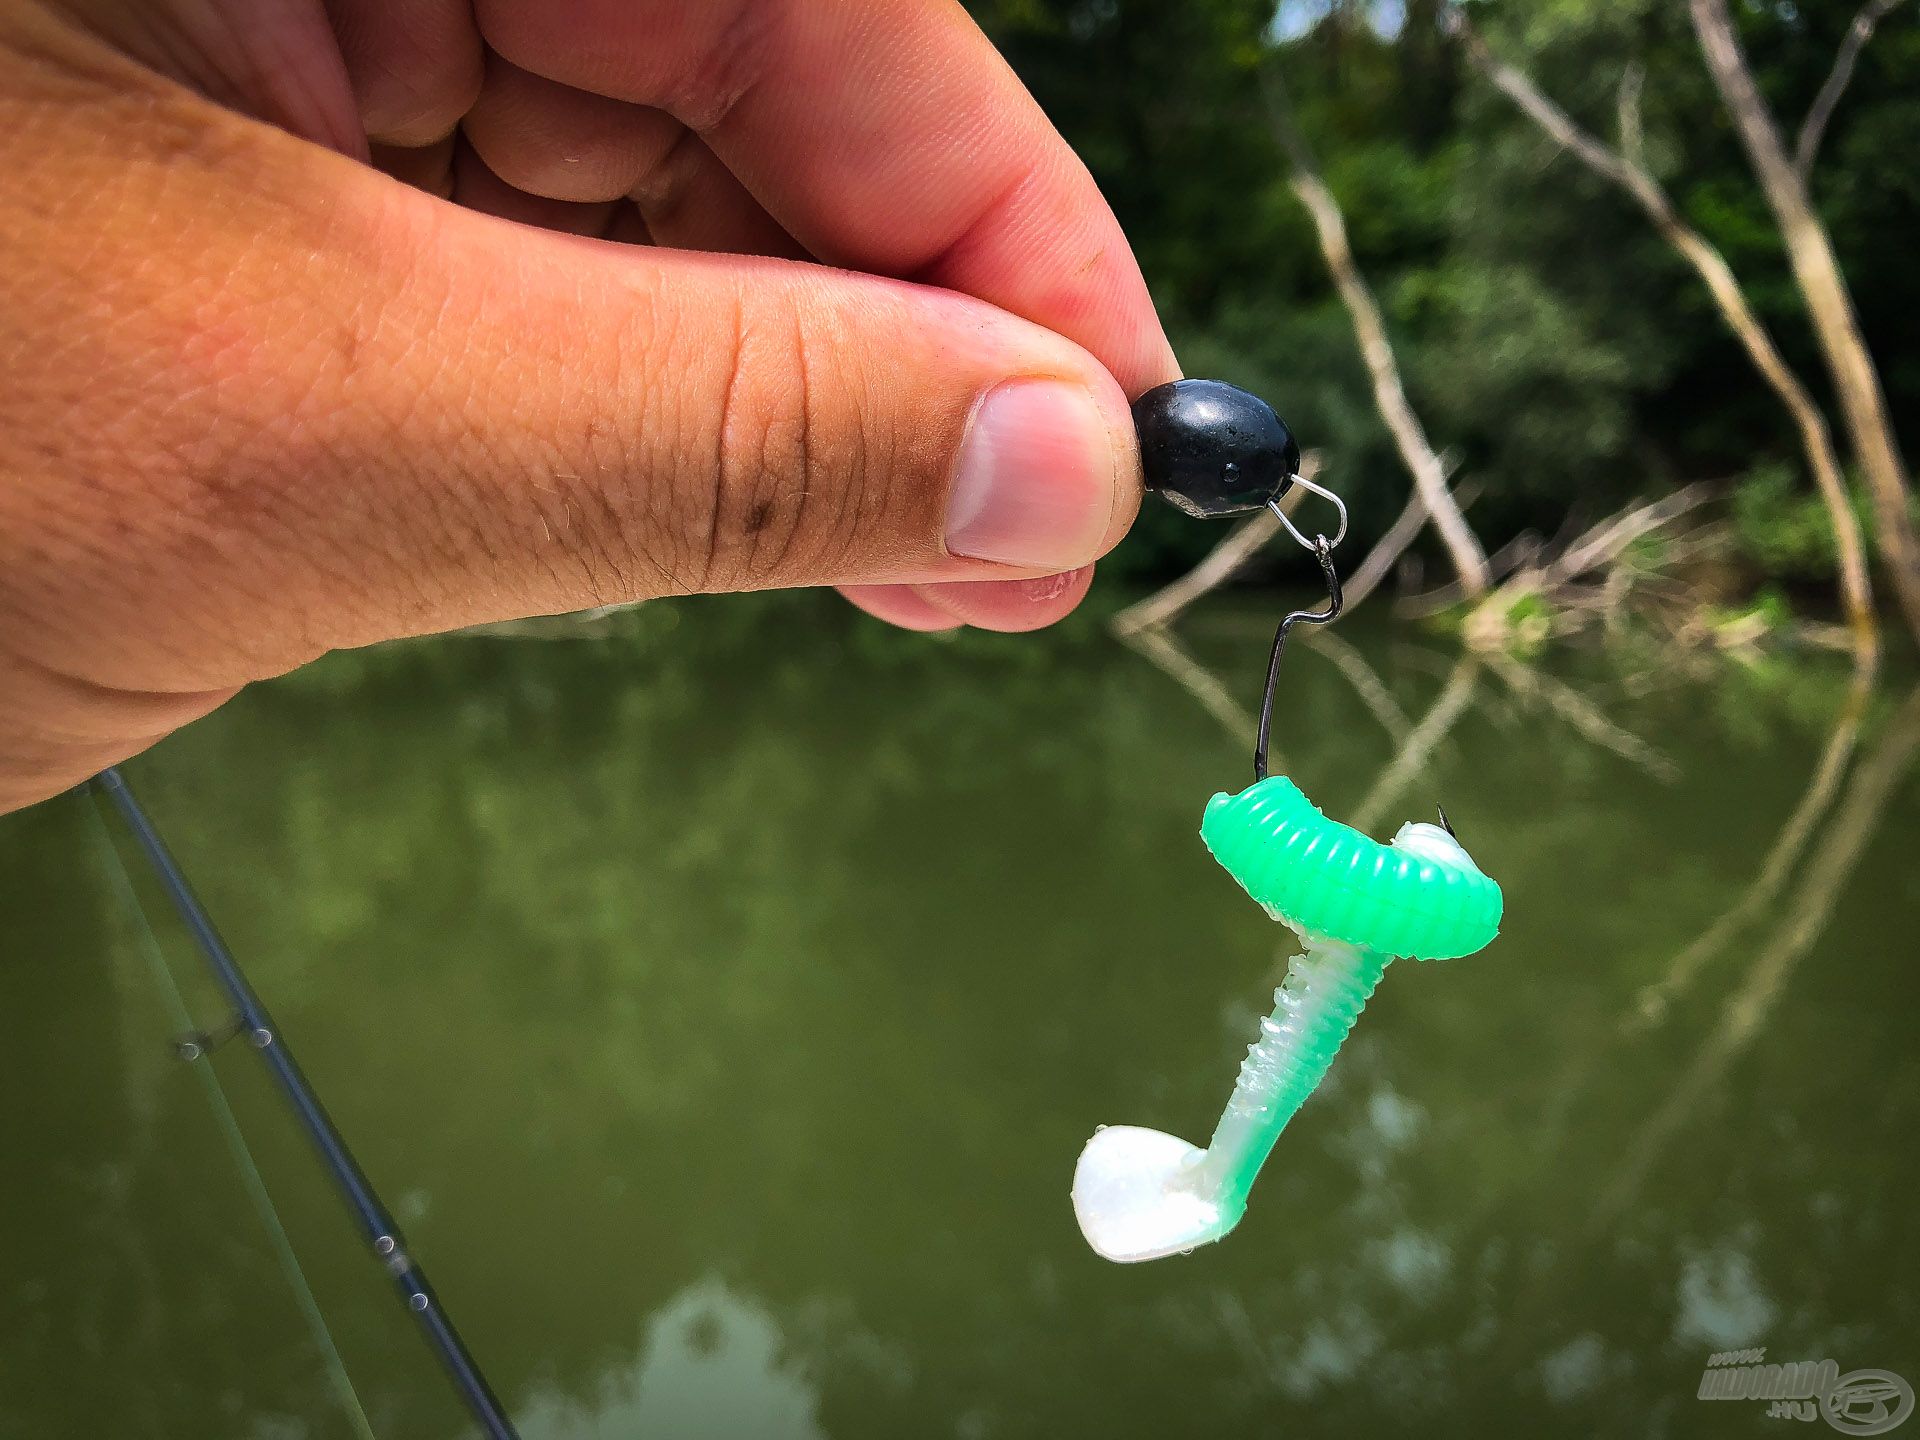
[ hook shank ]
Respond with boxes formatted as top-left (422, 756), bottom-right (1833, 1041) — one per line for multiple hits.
top-left (1253, 537), bottom-right (1343, 782)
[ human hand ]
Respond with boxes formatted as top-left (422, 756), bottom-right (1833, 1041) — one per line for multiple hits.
top-left (0, 0), bottom-right (1178, 812)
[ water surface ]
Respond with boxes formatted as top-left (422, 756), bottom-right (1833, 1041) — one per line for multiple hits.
top-left (3, 593), bottom-right (1916, 1438)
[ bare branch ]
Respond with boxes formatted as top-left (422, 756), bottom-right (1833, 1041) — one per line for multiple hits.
top-left (1450, 10), bottom-right (1879, 658)
top-left (1262, 69), bottom-right (1492, 596)
top-left (1690, 0), bottom-right (1920, 641)
top-left (1593, 683), bottom-right (1920, 1232)
top-left (1446, 11), bottom-right (1639, 191)
top-left (1112, 508), bottom-right (1281, 637)
top-left (1344, 470), bottom-right (1480, 612)
top-left (1541, 481), bottom-right (1716, 586)
top-left (1395, 530), bottom-right (1541, 619)
top-left (1795, 0), bottom-right (1907, 181)
top-left (1616, 62), bottom-right (1647, 172)
top-left (1441, 486), bottom-right (1718, 649)
top-left (1342, 488), bottom-right (1430, 613)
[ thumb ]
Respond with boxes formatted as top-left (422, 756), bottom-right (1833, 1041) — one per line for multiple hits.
top-left (2, 43), bottom-right (1141, 715)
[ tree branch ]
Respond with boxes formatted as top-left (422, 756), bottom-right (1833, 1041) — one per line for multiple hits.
top-left (1343, 468), bottom-right (1480, 611)
top-left (1541, 482), bottom-right (1716, 587)
top-left (1302, 626), bottom-right (1413, 745)
top-left (1448, 9), bottom-right (1879, 659)
top-left (1593, 683), bottom-right (1920, 1232)
top-left (1487, 652), bottom-right (1679, 783)
top-left (1118, 625), bottom-right (1259, 754)
top-left (1616, 61), bottom-right (1647, 173)
top-left (1690, 0), bottom-right (1920, 642)
top-left (1261, 67), bottom-right (1491, 596)
top-left (1795, 0), bottom-right (1906, 182)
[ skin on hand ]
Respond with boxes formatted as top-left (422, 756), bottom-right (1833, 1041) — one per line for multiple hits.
top-left (0, 0), bottom-right (1179, 812)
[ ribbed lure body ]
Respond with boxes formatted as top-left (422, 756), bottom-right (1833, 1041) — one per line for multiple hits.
top-left (1198, 937), bottom-right (1388, 1216)
top-left (1201, 776), bottom-right (1500, 960)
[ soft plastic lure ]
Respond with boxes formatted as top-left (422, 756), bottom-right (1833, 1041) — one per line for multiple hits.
top-left (1072, 380), bottom-right (1505, 1264)
top-left (1072, 778), bottom-right (1501, 1262)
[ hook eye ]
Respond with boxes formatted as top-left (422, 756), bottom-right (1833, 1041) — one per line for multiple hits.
top-left (1270, 473), bottom-right (1348, 552)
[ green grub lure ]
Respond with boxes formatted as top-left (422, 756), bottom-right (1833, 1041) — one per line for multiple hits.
top-left (1071, 778), bottom-right (1503, 1265)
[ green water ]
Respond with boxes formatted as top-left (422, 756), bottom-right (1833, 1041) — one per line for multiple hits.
top-left (3, 593), bottom-right (1917, 1438)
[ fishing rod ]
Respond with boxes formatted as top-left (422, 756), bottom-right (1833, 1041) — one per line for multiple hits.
top-left (93, 767), bottom-right (520, 1440)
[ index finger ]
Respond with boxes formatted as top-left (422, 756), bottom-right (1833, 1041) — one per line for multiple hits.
top-left (474, 0), bottom-right (1181, 395)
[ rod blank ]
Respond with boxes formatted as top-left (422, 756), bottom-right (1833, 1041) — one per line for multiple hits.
top-left (95, 767), bottom-right (519, 1440)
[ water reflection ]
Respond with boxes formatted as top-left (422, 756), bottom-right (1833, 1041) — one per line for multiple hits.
top-left (1, 591), bottom-right (1915, 1438)
top-left (1594, 684), bottom-right (1920, 1231)
top-left (1630, 657), bottom-right (1878, 1031)
top-left (1347, 654), bottom-right (1477, 834)
top-left (519, 1279), bottom-right (826, 1440)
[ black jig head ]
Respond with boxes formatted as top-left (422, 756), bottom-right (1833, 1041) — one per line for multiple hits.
top-left (1133, 379), bottom-right (1301, 518)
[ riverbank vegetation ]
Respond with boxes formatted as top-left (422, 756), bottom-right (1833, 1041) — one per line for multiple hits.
top-left (973, 0), bottom-right (1919, 660)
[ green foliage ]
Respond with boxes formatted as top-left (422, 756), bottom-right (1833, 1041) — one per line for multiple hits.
top-left (1495, 589), bottom-right (1555, 654)
top-left (1701, 584), bottom-right (1793, 652)
top-left (967, 0), bottom-right (1919, 611)
top-left (1730, 461), bottom-right (1867, 579)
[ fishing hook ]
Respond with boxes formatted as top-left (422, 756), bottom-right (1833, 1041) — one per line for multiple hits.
top-left (1252, 527), bottom-right (1343, 783)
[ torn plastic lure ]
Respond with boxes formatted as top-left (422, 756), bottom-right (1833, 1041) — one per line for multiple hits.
top-left (1072, 381), bottom-right (1504, 1264)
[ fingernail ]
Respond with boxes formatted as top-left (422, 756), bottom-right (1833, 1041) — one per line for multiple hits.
top-left (946, 380), bottom-right (1120, 568)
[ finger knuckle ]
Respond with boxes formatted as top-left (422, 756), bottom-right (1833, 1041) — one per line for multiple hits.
top-left (693, 296), bottom-right (868, 592)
